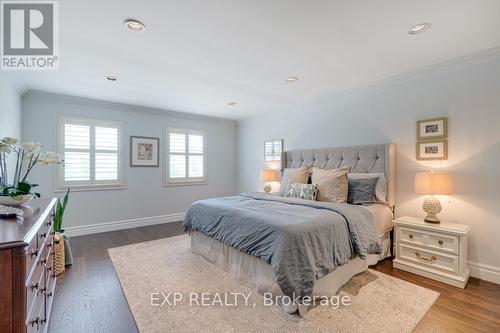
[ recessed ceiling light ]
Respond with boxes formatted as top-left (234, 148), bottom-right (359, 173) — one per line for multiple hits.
top-left (105, 76), bottom-right (117, 81)
top-left (124, 19), bottom-right (146, 32)
top-left (286, 76), bottom-right (298, 83)
top-left (228, 102), bottom-right (237, 106)
top-left (409, 23), bottom-right (431, 35)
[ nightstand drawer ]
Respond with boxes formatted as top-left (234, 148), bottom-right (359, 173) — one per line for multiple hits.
top-left (398, 226), bottom-right (458, 254)
top-left (398, 243), bottom-right (459, 275)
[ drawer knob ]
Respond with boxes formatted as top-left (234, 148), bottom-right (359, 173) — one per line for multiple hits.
top-left (30, 282), bottom-right (39, 291)
top-left (30, 248), bottom-right (39, 257)
top-left (415, 251), bottom-right (437, 262)
top-left (29, 317), bottom-right (40, 328)
top-left (409, 234), bottom-right (414, 239)
top-left (47, 291), bottom-right (53, 297)
top-left (438, 240), bottom-right (443, 245)
top-left (40, 232), bottom-right (47, 239)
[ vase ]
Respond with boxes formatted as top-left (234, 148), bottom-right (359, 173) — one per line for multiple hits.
top-left (53, 232), bottom-right (65, 276)
top-left (63, 233), bottom-right (73, 266)
top-left (0, 194), bottom-right (33, 206)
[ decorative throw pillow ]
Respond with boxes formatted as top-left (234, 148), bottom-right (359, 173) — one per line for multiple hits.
top-left (347, 177), bottom-right (380, 205)
top-left (284, 183), bottom-right (319, 201)
top-left (348, 173), bottom-right (387, 203)
top-left (279, 167), bottom-right (310, 195)
top-left (311, 165), bottom-right (351, 203)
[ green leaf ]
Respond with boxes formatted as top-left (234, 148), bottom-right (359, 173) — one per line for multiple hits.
top-left (16, 181), bottom-right (32, 194)
top-left (33, 192), bottom-right (41, 198)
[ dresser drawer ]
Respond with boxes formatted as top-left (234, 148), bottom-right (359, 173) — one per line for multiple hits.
top-left (26, 233), bottom-right (39, 277)
top-left (398, 226), bottom-right (459, 254)
top-left (26, 284), bottom-right (45, 331)
top-left (398, 243), bottom-right (459, 275)
top-left (39, 213), bottom-right (54, 242)
top-left (26, 253), bottom-right (46, 320)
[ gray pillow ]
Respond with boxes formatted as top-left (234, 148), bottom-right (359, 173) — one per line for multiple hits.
top-left (348, 177), bottom-right (379, 205)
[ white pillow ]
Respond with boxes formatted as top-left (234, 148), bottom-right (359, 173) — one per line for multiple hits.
top-left (347, 173), bottom-right (387, 203)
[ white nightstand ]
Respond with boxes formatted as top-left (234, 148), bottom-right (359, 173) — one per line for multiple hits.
top-left (393, 216), bottom-right (470, 288)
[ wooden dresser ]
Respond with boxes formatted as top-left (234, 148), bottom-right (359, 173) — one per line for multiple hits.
top-left (0, 198), bottom-right (58, 333)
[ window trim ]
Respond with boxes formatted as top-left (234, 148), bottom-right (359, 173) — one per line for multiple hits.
top-left (56, 115), bottom-right (125, 192)
top-left (163, 126), bottom-right (207, 187)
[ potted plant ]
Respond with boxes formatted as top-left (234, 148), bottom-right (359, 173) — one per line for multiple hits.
top-left (53, 188), bottom-right (72, 275)
top-left (0, 137), bottom-right (62, 206)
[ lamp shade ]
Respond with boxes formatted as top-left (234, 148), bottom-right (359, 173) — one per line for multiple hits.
top-left (415, 171), bottom-right (453, 195)
top-left (260, 168), bottom-right (280, 182)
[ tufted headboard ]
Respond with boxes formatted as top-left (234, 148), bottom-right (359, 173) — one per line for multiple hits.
top-left (280, 143), bottom-right (396, 207)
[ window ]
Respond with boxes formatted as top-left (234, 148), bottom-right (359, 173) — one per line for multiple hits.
top-left (57, 116), bottom-right (124, 190)
top-left (264, 139), bottom-right (283, 162)
top-left (165, 128), bottom-right (206, 185)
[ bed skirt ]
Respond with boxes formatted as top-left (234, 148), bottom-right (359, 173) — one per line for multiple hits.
top-left (190, 230), bottom-right (392, 315)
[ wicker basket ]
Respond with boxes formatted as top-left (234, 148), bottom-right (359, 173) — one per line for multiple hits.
top-left (53, 232), bottom-right (65, 276)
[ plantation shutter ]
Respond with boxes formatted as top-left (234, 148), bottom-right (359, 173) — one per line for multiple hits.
top-left (167, 129), bottom-right (205, 184)
top-left (59, 117), bottom-right (123, 189)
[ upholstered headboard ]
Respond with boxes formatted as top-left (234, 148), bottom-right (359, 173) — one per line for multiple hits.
top-left (280, 143), bottom-right (396, 207)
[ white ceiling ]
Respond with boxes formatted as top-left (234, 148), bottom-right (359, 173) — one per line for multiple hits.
top-left (5, 0), bottom-right (500, 119)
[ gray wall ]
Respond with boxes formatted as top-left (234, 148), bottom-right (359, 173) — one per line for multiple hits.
top-left (237, 49), bottom-right (500, 282)
top-left (22, 92), bottom-right (237, 230)
top-left (0, 72), bottom-right (22, 179)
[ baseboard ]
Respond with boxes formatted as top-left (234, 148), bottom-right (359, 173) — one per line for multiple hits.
top-left (468, 260), bottom-right (500, 285)
top-left (64, 212), bottom-right (185, 237)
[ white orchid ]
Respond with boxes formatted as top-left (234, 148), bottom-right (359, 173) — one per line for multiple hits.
top-left (0, 137), bottom-right (63, 191)
top-left (0, 141), bottom-right (10, 153)
top-left (21, 142), bottom-right (43, 153)
top-left (39, 151), bottom-right (63, 165)
top-left (2, 137), bottom-right (17, 145)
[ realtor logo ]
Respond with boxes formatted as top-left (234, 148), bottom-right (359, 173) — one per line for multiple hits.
top-left (1, 1), bottom-right (59, 70)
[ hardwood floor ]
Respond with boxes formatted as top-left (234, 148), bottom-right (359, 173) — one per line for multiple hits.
top-left (49, 223), bottom-right (500, 333)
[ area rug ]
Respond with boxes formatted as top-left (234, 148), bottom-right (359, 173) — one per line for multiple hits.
top-left (108, 235), bottom-right (439, 333)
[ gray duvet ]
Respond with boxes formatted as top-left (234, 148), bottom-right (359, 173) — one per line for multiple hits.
top-left (183, 192), bottom-right (381, 300)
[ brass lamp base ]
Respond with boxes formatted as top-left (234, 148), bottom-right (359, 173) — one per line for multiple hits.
top-left (423, 196), bottom-right (442, 224)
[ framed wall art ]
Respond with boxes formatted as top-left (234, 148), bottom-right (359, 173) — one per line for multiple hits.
top-left (416, 139), bottom-right (448, 161)
top-left (417, 117), bottom-right (448, 140)
top-left (130, 136), bottom-right (160, 167)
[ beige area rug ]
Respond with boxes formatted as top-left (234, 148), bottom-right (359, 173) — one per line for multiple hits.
top-left (108, 235), bottom-right (439, 333)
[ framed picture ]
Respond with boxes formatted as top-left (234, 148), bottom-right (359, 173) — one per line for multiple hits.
top-left (130, 136), bottom-right (160, 167)
top-left (417, 117), bottom-right (448, 140)
top-left (264, 139), bottom-right (283, 162)
top-left (416, 139), bottom-right (448, 161)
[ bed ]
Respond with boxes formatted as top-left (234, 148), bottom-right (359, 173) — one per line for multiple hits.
top-left (184, 143), bottom-right (396, 315)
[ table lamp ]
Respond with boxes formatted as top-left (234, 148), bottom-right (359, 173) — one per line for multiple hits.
top-left (414, 171), bottom-right (453, 223)
top-left (260, 168), bottom-right (280, 193)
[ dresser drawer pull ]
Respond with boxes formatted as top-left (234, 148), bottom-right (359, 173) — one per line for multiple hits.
top-left (40, 257), bottom-right (47, 265)
top-left (47, 291), bottom-right (53, 297)
top-left (40, 232), bottom-right (47, 239)
top-left (30, 282), bottom-right (39, 291)
top-left (438, 240), bottom-right (443, 245)
top-left (30, 248), bottom-right (39, 257)
top-left (29, 317), bottom-right (40, 328)
top-left (415, 252), bottom-right (436, 262)
top-left (408, 234), bottom-right (414, 239)
top-left (47, 266), bottom-right (52, 273)
top-left (47, 243), bottom-right (52, 249)
top-left (40, 287), bottom-right (47, 294)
